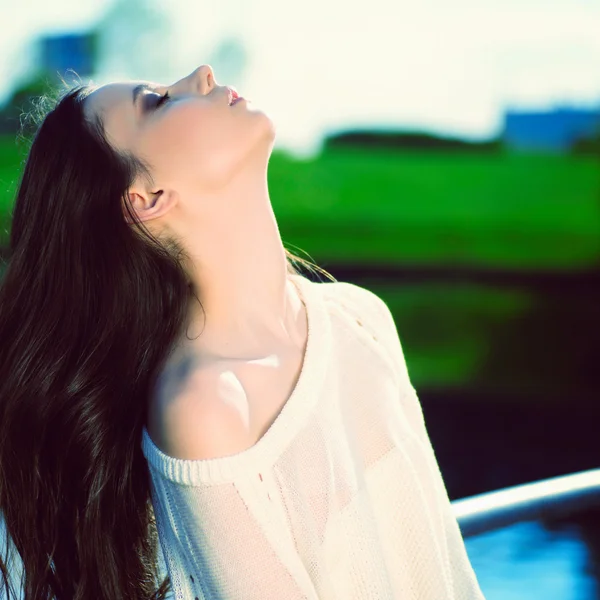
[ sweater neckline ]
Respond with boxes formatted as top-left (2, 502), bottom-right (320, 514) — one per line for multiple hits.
top-left (141, 273), bottom-right (332, 485)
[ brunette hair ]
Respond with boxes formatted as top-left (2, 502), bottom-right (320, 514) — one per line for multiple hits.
top-left (0, 82), bottom-right (335, 599)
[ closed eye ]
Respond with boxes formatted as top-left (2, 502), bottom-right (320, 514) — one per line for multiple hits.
top-left (155, 92), bottom-right (171, 108)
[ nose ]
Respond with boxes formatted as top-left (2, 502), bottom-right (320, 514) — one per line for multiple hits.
top-left (167, 65), bottom-right (217, 98)
top-left (190, 65), bottom-right (216, 94)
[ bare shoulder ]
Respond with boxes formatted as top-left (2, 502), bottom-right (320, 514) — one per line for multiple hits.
top-left (148, 364), bottom-right (253, 461)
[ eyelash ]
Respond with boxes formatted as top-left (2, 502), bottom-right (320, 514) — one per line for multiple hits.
top-left (155, 92), bottom-right (171, 108)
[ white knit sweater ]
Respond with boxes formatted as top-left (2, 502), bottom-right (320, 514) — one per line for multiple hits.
top-left (141, 274), bottom-right (486, 600)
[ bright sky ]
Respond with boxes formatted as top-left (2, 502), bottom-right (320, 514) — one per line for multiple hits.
top-left (2, 0), bottom-right (600, 157)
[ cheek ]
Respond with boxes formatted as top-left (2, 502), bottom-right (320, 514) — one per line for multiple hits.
top-left (142, 101), bottom-right (270, 189)
top-left (159, 104), bottom-right (242, 174)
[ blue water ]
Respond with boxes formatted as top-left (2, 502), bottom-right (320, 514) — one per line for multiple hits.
top-left (465, 521), bottom-right (599, 599)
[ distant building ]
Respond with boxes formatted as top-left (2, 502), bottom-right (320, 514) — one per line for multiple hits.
top-left (502, 107), bottom-right (600, 153)
top-left (38, 32), bottom-right (97, 79)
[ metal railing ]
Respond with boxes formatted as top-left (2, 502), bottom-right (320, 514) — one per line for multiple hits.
top-left (452, 468), bottom-right (600, 538)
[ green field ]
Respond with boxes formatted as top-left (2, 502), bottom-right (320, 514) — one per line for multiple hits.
top-left (268, 146), bottom-right (600, 270)
top-left (1, 135), bottom-right (597, 394)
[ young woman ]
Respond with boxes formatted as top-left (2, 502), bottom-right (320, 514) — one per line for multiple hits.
top-left (0, 65), bottom-right (485, 599)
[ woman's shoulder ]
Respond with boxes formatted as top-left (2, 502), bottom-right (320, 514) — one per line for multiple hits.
top-left (313, 277), bottom-right (391, 323)
top-left (313, 277), bottom-right (405, 374)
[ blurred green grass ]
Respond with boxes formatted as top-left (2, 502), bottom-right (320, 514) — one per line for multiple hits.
top-left (1, 135), bottom-right (597, 393)
top-left (269, 146), bottom-right (600, 269)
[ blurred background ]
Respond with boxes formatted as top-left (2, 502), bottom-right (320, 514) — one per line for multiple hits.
top-left (0, 0), bottom-right (599, 597)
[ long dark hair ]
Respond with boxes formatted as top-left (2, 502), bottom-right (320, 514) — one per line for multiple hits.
top-left (0, 82), bottom-right (336, 600)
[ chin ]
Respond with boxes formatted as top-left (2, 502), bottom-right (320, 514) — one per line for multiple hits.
top-left (260, 113), bottom-right (277, 146)
top-left (249, 111), bottom-right (277, 151)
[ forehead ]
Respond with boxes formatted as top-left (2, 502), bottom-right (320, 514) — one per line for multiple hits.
top-left (83, 82), bottom-right (141, 149)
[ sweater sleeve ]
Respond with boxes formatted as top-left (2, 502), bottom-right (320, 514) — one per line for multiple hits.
top-left (353, 286), bottom-right (487, 599)
top-left (148, 467), bottom-right (321, 600)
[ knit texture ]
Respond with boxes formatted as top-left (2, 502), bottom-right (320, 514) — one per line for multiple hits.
top-left (141, 273), bottom-right (486, 599)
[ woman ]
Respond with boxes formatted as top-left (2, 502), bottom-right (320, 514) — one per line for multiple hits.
top-left (0, 65), bottom-right (485, 599)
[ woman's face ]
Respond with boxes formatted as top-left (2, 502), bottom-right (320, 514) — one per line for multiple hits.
top-left (82, 65), bottom-right (275, 196)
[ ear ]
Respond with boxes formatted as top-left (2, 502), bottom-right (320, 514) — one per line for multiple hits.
top-left (122, 187), bottom-right (179, 225)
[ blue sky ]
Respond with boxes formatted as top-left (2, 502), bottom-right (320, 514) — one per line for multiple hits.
top-left (2, 0), bottom-right (600, 156)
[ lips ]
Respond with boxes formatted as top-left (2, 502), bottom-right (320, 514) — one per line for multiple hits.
top-left (227, 87), bottom-right (240, 105)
